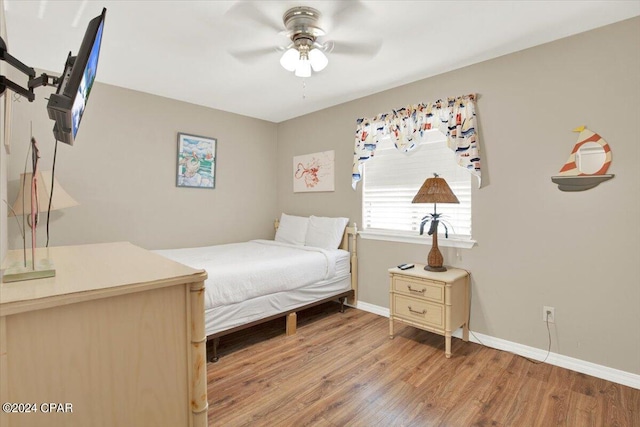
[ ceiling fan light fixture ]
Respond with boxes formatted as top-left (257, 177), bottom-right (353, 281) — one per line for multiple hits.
top-left (294, 58), bottom-right (311, 77)
top-left (309, 48), bottom-right (328, 72)
top-left (280, 48), bottom-right (299, 71)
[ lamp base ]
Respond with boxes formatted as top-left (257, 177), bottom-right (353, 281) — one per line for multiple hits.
top-left (425, 265), bottom-right (447, 272)
top-left (2, 258), bottom-right (56, 283)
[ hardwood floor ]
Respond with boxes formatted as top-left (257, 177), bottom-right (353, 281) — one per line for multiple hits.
top-left (206, 303), bottom-right (639, 427)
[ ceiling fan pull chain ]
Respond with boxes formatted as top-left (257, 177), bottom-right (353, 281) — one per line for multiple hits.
top-left (302, 80), bottom-right (306, 100)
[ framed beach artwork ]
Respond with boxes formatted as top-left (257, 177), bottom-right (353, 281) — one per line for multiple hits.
top-left (293, 150), bottom-right (335, 192)
top-left (176, 132), bottom-right (216, 189)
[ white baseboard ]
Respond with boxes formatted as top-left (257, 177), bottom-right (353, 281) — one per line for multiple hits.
top-left (353, 301), bottom-right (640, 390)
top-left (351, 301), bottom-right (389, 318)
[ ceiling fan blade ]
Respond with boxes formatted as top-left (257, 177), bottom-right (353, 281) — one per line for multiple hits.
top-left (326, 0), bottom-right (368, 32)
top-left (326, 40), bottom-right (383, 58)
top-left (225, 1), bottom-right (283, 33)
top-left (229, 46), bottom-right (282, 63)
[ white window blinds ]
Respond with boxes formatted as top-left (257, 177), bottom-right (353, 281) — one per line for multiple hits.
top-left (362, 131), bottom-right (472, 239)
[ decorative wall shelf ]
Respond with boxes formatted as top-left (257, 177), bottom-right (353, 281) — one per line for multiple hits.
top-left (551, 126), bottom-right (614, 192)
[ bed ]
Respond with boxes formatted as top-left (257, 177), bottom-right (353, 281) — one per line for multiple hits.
top-left (153, 214), bottom-right (358, 362)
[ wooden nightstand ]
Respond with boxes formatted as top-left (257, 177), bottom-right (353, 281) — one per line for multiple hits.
top-left (389, 265), bottom-right (470, 358)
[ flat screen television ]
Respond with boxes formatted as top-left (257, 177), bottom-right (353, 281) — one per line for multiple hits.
top-left (47, 8), bottom-right (106, 145)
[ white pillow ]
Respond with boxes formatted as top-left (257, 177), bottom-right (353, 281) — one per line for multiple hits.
top-left (304, 216), bottom-right (349, 250)
top-left (275, 213), bottom-right (309, 246)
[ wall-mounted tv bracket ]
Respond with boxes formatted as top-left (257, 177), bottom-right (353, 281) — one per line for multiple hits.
top-left (0, 36), bottom-right (59, 102)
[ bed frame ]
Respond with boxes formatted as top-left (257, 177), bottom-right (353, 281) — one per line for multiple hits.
top-left (207, 222), bottom-right (358, 362)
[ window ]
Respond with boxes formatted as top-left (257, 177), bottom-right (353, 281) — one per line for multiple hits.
top-left (362, 130), bottom-right (473, 247)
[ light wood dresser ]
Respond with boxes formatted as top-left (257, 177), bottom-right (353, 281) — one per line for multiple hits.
top-left (0, 242), bottom-right (208, 427)
top-left (389, 265), bottom-right (470, 358)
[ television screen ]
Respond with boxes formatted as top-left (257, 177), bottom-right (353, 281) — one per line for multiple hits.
top-left (47, 8), bottom-right (106, 145)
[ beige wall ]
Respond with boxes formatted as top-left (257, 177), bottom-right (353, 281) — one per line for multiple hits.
top-left (5, 82), bottom-right (278, 250)
top-left (276, 17), bottom-right (640, 375)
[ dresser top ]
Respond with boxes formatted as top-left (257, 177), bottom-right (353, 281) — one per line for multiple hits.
top-left (388, 265), bottom-right (469, 282)
top-left (1, 242), bottom-right (207, 315)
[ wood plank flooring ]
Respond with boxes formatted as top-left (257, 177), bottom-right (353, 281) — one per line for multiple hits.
top-left (206, 303), bottom-right (640, 427)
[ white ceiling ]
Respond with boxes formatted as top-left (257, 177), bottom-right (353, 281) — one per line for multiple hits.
top-left (3, 1), bottom-right (639, 123)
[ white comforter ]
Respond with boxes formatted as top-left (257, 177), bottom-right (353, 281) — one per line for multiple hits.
top-left (154, 240), bottom-right (337, 310)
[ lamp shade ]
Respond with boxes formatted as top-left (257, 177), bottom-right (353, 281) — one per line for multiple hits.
top-left (294, 58), bottom-right (311, 77)
top-left (9, 171), bottom-right (78, 216)
top-left (280, 48), bottom-right (299, 72)
top-left (412, 174), bottom-right (460, 204)
top-left (309, 48), bottom-right (328, 72)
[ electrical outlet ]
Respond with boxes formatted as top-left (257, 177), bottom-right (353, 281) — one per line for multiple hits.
top-left (543, 306), bottom-right (555, 323)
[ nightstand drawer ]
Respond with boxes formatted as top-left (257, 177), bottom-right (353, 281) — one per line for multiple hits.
top-left (393, 294), bottom-right (444, 329)
top-left (393, 277), bottom-right (444, 303)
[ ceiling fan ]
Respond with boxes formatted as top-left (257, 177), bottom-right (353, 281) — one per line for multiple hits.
top-left (227, 2), bottom-right (382, 77)
top-left (279, 6), bottom-right (330, 77)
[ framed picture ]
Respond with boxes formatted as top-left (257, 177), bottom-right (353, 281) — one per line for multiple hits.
top-left (293, 150), bottom-right (335, 192)
top-left (177, 132), bottom-right (216, 189)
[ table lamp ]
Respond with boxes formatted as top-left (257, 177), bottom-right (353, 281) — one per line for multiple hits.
top-left (411, 173), bottom-right (459, 272)
top-left (3, 170), bottom-right (78, 282)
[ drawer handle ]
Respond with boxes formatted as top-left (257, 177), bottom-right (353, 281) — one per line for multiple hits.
top-left (407, 285), bottom-right (426, 294)
top-left (408, 306), bottom-right (426, 315)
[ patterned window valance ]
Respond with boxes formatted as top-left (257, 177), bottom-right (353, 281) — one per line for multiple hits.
top-left (352, 94), bottom-right (481, 189)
